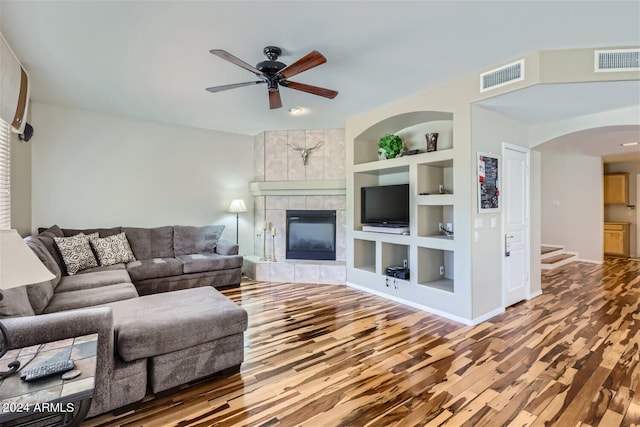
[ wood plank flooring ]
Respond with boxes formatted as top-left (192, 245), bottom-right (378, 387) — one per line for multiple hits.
top-left (86, 258), bottom-right (640, 426)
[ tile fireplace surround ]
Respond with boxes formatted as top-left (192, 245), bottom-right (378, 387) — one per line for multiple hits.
top-left (244, 128), bottom-right (346, 284)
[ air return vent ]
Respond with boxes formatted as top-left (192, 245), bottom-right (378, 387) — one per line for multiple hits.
top-left (480, 59), bottom-right (524, 92)
top-left (595, 49), bottom-right (640, 72)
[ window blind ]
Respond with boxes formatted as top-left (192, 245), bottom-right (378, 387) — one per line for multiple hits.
top-left (0, 119), bottom-right (10, 229)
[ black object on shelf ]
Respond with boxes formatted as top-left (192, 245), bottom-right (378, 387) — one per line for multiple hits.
top-left (386, 266), bottom-right (410, 280)
top-left (401, 149), bottom-right (420, 156)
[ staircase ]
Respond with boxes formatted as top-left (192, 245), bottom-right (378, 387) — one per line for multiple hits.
top-left (541, 245), bottom-right (578, 270)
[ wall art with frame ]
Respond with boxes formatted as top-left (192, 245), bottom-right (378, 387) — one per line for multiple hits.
top-left (477, 152), bottom-right (500, 213)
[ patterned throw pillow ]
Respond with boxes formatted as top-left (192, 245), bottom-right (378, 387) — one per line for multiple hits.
top-left (54, 233), bottom-right (99, 275)
top-left (89, 232), bottom-right (137, 266)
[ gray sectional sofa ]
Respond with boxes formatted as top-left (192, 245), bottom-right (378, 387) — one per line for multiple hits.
top-left (0, 224), bottom-right (248, 418)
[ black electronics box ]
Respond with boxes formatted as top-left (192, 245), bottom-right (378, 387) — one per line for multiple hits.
top-left (386, 266), bottom-right (410, 280)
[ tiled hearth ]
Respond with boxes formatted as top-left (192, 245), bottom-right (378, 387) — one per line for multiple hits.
top-left (245, 128), bottom-right (346, 285)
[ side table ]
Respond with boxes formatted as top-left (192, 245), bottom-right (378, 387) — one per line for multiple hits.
top-left (0, 333), bottom-right (98, 427)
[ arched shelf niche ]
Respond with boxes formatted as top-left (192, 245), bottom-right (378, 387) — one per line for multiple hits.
top-left (354, 111), bottom-right (454, 165)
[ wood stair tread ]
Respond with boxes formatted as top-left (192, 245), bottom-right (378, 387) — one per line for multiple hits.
top-left (542, 253), bottom-right (575, 264)
top-left (541, 246), bottom-right (563, 255)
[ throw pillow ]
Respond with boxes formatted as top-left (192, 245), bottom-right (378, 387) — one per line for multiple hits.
top-left (90, 232), bottom-right (136, 266)
top-left (54, 233), bottom-right (98, 275)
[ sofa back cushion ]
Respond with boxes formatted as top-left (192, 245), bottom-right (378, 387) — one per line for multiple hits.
top-left (0, 287), bottom-right (36, 318)
top-left (124, 226), bottom-right (174, 260)
top-left (62, 226), bottom-right (123, 238)
top-left (25, 236), bottom-right (64, 314)
top-left (173, 225), bottom-right (224, 256)
top-left (35, 225), bottom-right (66, 274)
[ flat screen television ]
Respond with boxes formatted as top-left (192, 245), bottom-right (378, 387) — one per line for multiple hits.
top-left (361, 184), bottom-right (409, 226)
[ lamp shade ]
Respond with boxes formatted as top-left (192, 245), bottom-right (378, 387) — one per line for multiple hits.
top-left (0, 230), bottom-right (55, 289)
top-left (228, 198), bottom-right (248, 214)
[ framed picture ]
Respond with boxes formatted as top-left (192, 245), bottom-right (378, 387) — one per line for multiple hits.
top-left (477, 152), bottom-right (500, 212)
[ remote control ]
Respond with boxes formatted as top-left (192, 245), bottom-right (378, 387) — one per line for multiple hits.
top-left (20, 360), bottom-right (75, 382)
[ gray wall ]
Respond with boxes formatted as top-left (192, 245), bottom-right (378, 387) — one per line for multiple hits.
top-left (30, 102), bottom-right (255, 253)
top-left (540, 149), bottom-right (603, 262)
top-left (470, 105), bottom-right (533, 317)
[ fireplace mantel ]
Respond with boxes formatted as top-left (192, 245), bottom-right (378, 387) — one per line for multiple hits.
top-left (249, 180), bottom-right (346, 197)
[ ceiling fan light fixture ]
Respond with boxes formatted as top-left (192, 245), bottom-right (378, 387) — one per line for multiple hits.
top-left (288, 107), bottom-right (304, 115)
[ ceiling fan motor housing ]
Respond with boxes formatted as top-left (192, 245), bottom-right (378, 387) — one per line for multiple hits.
top-left (257, 46), bottom-right (286, 76)
top-left (256, 60), bottom-right (286, 76)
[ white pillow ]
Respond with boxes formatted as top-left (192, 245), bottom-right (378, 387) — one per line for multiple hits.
top-left (54, 233), bottom-right (98, 275)
top-left (89, 232), bottom-right (136, 266)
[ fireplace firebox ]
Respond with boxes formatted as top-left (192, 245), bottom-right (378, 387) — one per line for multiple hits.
top-left (286, 210), bottom-right (336, 260)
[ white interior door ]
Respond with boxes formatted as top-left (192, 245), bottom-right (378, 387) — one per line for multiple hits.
top-left (502, 144), bottom-right (530, 307)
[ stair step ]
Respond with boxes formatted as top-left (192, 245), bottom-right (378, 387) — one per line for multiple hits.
top-left (541, 253), bottom-right (575, 264)
top-left (541, 246), bottom-right (563, 255)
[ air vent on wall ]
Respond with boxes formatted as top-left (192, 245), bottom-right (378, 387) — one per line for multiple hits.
top-left (480, 59), bottom-right (524, 92)
top-left (595, 49), bottom-right (640, 72)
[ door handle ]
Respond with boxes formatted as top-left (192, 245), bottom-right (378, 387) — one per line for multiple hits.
top-left (505, 234), bottom-right (513, 257)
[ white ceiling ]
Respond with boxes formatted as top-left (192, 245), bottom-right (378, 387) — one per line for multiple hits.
top-left (1, 1), bottom-right (639, 137)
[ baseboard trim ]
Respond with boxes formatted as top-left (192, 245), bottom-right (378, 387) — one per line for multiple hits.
top-left (528, 289), bottom-right (543, 299)
top-left (471, 307), bottom-right (505, 324)
top-left (346, 281), bottom-right (475, 325)
top-left (576, 258), bottom-right (603, 265)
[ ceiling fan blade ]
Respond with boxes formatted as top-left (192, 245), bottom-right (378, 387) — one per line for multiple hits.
top-left (281, 81), bottom-right (338, 99)
top-left (206, 81), bottom-right (265, 93)
top-left (269, 89), bottom-right (282, 109)
top-left (210, 49), bottom-right (266, 76)
top-left (279, 50), bottom-right (327, 79)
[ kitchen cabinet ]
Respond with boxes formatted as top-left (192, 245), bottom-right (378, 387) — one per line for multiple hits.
top-left (603, 221), bottom-right (630, 257)
top-left (604, 173), bottom-right (629, 205)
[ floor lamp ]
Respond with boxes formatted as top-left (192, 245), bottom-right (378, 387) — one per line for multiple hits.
top-left (228, 198), bottom-right (248, 244)
top-left (0, 230), bottom-right (55, 378)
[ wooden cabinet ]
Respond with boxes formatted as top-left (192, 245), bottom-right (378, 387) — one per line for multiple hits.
top-left (604, 173), bottom-right (629, 205)
top-left (603, 222), bottom-right (630, 257)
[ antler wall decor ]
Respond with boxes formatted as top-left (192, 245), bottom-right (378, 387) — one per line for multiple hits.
top-left (287, 141), bottom-right (323, 165)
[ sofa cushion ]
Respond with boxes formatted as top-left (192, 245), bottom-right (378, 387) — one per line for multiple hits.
top-left (173, 225), bottom-right (224, 256)
top-left (0, 287), bottom-right (36, 318)
top-left (108, 287), bottom-right (248, 361)
top-left (62, 226), bottom-right (123, 238)
top-left (80, 263), bottom-right (127, 274)
top-left (24, 281), bottom-right (54, 315)
top-left (35, 225), bottom-right (66, 273)
top-left (56, 270), bottom-right (133, 293)
top-left (215, 239), bottom-right (239, 256)
top-left (177, 253), bottom-right (243, 274)
top-left (43, 283), bottom-right (139, 314)
top-left (126, 258), bottom-right (183, 282)
top-left (24, 236), bottom-right (64, 314)
top-left (90, 232), bottom-right (136, 266)
top-left (26, 237), bottom-right (63, 284)
top-left (124, 226), bottom-right (174, 259)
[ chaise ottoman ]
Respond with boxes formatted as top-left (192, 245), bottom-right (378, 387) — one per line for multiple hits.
top-left (105, 286), bottom-right (248, 393)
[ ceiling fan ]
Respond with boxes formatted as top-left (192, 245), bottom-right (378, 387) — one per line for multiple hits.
top-left (206, 46), bottom-right (338, 109)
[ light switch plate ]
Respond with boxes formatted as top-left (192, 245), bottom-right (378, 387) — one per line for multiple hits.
top-left (474, 218), bottom-right (484, 229)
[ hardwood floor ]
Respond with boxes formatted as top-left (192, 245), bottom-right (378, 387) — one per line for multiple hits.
top-left (86, 258), bottom-right (640, 426)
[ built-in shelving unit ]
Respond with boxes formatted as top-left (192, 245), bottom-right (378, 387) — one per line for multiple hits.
top-left (349, 111), bottom-right (458, 303)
